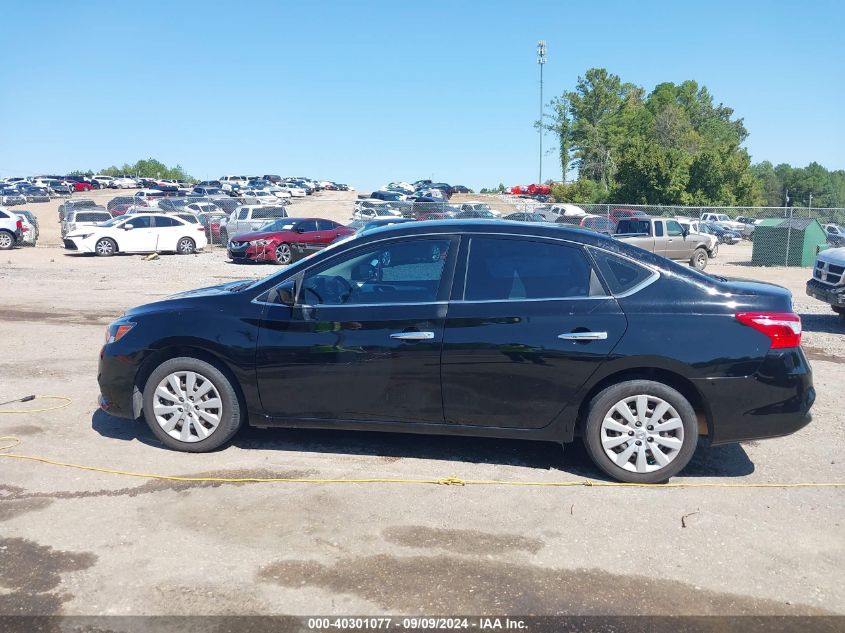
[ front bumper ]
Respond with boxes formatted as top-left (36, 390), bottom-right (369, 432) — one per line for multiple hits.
top-left (806, 278), bottom-right (845, 307)
top-left (693, 348), bottom-right (815, 444)
top-left (98, 347), bottom-right (141, 420)
top-left (228, 242), bottom-right (275, 262)
top-left (63, 237), bottom-right (95, 253)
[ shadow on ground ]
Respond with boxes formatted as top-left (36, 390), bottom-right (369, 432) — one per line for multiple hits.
top-left (799, 312), bottom-right (845, 334)
top-left (92, 410), bottom-right (754, 480)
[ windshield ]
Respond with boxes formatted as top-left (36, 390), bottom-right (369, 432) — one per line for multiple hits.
top-left (261, 220), bottom-right (297, 232)
top-left (716, 214), bottom-right (730, 221)
top-left (98, 217), bottom-right (125, 228)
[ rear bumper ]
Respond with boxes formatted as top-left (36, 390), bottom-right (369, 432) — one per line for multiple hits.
top-left (806, 278), bottom-right (845, 307)
top-left (693, 348), bottom-right (815, 445)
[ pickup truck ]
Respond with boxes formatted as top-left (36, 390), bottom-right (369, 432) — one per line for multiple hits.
top-left (220, 205), bottom-right (289, 243)
top-left (806, 247), bottom-right (845, 318)
top-left (615, 217), bottom-right (715, 270)
top-left (0, 207), bottom-right (23, 249)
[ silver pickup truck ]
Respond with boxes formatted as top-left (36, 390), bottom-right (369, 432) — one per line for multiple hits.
top-left (615, 217), bottom-right (715, 270)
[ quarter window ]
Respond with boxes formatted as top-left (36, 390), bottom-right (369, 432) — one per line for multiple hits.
top-left (590, 248), bottom-right (655, 295)
top-left (464, 237), bottom-right (599, 301)
top-left (300, 238), bottom-right (453, 306)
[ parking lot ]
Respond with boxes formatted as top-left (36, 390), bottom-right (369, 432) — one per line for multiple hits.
top-left (1, 191), bottom-right (844, 618)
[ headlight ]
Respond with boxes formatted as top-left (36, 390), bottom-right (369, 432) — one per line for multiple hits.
top-left (249, 239), bottom-right (272, 246)
top-left (104, 321), bottom-right (135, 344)
top-left (76, 233), bottom-right (94, 240)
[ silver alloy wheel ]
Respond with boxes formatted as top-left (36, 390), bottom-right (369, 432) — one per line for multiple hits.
top-left (600, 395), bottom-right (685, 473)
top-left (95, 238), bottom-right (114, 256)
top-left (0, 232), bottom-right (12, 249)
top-left (178, 237), bottom-right (195, 254)
top-left (276, 243), bottom-right (292, 264)
top-left (152, 370), bottom-right (223, 443)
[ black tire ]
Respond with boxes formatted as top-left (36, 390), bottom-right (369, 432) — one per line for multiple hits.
top-left (690, 247), bottom-right (708, 271)
top-left (582, 379), bottom-right (699, 483)
top-left (94, 237), bottom-right (117, 257)
top-left (177, 237), bottom-right (196, 255)
top-left (142, 356), bottom-right (244, 452)
top-left (0, 230), bottom-right (14, 250)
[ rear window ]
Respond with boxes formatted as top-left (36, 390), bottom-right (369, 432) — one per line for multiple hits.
top-left (76, 212), bottom-right (111, 222)
top-left (590, 249), bottom-right (655, 295)
top-left (617, 219), bottom-right (651, 234)
top-left (253, 207), bottom-right (288, 219)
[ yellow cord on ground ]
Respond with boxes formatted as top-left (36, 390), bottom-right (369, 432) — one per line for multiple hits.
top-left (2, 396), bottom-right (845, 489)
top-left (0, 395), bottom-right (71, 414)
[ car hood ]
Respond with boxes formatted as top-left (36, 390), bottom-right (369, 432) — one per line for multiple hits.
top-left (231, 230), bottom-right (290, 242)
top-left (817, 247), bottom-right (845, 266)
top-left (124, 280), bottom-right (255, 316)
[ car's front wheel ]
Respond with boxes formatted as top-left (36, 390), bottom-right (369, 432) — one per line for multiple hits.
top-left (582, 380), bottom-right (698, 483)
top-left (274, 242), bottom-right (292, 265)
top-left (142, 357), bottom-right (243, 452)
top-left (95, 237), bottom-right (117, 257)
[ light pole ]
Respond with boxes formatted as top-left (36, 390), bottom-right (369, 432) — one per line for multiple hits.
top-left (537, 40), bottom-right (546, 185)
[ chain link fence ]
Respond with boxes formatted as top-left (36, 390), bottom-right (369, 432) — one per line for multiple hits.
top-left (40, 187), bottom-right (845, 269)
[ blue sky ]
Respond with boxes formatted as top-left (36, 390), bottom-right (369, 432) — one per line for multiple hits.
top-left (1, 0), bottom-right (843, 191)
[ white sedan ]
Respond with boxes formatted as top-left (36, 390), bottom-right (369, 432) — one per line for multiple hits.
top-left (63, 213), bottom-right (207, 256)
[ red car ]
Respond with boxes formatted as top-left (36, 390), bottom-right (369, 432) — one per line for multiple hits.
top-left (609, 208), bottom-right (649, 225)
top-left (227, 217), bottom-right (354, 265)
top-left (72, 181), bottom-right (94, 192)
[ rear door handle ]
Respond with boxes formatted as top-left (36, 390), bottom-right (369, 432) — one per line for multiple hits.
top-left (390, 331), bottom-right (435, 341)
top-left (558, 331), bottom-right (608, 341)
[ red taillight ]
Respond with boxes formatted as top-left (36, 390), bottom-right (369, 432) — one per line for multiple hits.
top-left (16, 219), bottom-right (22, 229)
top-left (196, 226), bottom-right (205, 232)
top-left (735, 312), bottom-right (802, 349)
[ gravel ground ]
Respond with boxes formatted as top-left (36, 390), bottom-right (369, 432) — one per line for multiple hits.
top-left (0, 193), bottom-right (843, 618)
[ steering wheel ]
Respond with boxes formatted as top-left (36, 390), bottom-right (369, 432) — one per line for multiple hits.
top-left (328, 275), bottom-right (353, 304)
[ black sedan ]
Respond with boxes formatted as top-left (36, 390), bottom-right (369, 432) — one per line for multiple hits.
top-left (98, 221), bottom-right (814, 483)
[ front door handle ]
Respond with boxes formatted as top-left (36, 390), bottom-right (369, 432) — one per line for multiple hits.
top-left (390, 331), bottom-right (435, 341)
top-left (558, 331), bottom-right (608, 341)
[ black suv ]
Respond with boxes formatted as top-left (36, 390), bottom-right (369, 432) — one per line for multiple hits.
top-left (98, 221), bottom-right (813, 482)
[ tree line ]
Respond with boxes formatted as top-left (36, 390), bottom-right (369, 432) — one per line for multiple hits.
top-left (540, 68), bottom-right (844, 208)
top-left (70, 158), bottom-right (193, 182)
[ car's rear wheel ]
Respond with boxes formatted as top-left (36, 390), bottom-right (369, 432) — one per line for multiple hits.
top-left (583, 380), bottom-right (698, 483)
top-left (275, 242), bottom-right (292, 265)
top-left (690, 247), bottom-right (708, 271)
top-left (95, 237), bottom-right (116, 257)
top-left (0, 230), bottom-right (14, 250)
top-left (177, 237), bottom-right (196, 255)
top-left (142, 357), bottom-right (243, 452)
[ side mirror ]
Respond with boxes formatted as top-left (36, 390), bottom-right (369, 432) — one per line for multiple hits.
top-left (124, 224), bottom-right (134, 230)
top-left (682, 228), bottom-right (689, 238)
top-left (274, 280), bottom-right (296, 306)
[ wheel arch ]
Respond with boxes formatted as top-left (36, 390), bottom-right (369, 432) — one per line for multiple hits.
top-left (568, 366), bottom-right (712, 443)
top-left (132, 345), bottom-right (247, 421)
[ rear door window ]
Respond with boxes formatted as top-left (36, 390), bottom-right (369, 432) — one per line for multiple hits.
top-left (464, 237), bottom-right (600, 301)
